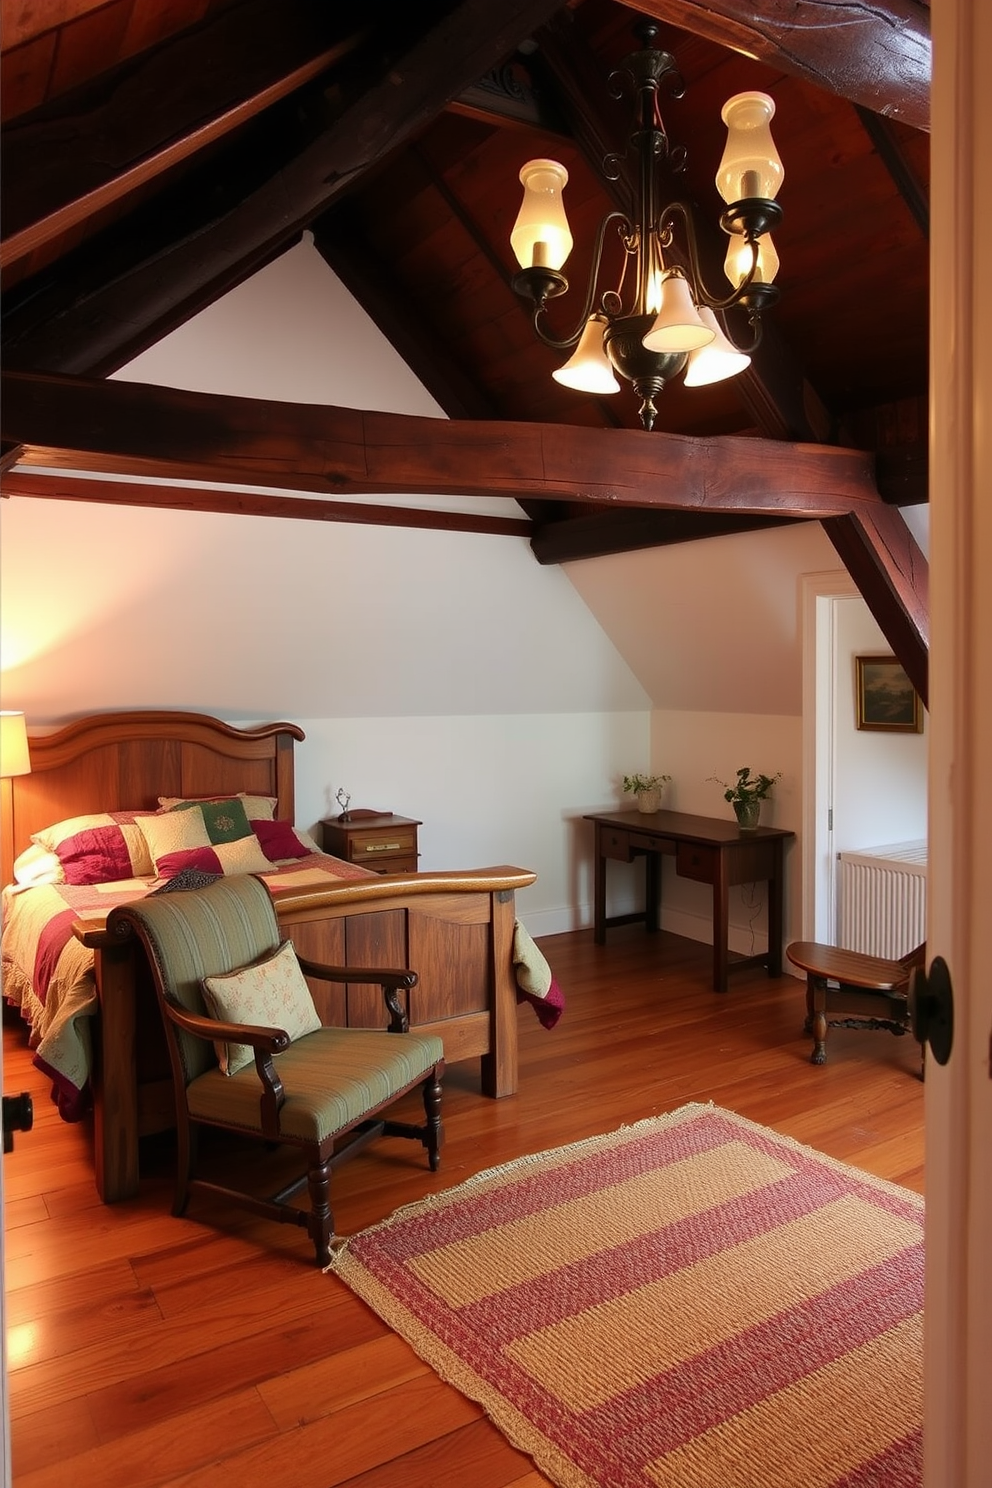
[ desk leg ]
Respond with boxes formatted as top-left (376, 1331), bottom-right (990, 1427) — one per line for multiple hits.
top-left (645, 851), bottom-right (661, 933)
top-left (767, 842), bottom-right (784, 976)
top-left (593, 831), bottom-right (607, 945)
top-left (713, 858), bottom-right (730, 993)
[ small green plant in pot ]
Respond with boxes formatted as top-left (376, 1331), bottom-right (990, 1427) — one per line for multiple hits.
top-left (709, 766), bottom-right (781, 831)
top-left (623, 772), bottom-right (671, 815)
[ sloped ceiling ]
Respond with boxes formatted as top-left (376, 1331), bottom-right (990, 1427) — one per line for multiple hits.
top-left (1, 0), bottom-right (931, 697)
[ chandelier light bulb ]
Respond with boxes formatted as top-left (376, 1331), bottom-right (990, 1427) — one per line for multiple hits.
top-left (552, 316), bottom-right (621, 394)
top-left (716, 92), bottom-right (784, 205)
top-left (510, 159), bottom-right (574, 272)
top-left (724, 231), bottom-right (780, 291)
top-left (683, 307), bottom-right (752, 386)
top-left (642, 272), bottom-right (715, 354)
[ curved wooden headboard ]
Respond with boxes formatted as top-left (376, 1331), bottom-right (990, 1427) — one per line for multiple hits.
top-left (3, 710), bottom-right (305, 887)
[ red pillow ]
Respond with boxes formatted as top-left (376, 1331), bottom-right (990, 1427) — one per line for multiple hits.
top-left (251, 819), bottom-right (313, 862)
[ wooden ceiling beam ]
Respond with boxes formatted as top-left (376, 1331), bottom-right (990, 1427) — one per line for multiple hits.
top-left (0, 36), bottom-right (361, 272)
top-left (630, 0), bottom-right (930, 130)
top-left (0, 470), bottom-right (532, 539)
top-left (1, 0), bottom-right (568, 377)
top-left (311, 210), bottom-right (502, 423)
top-left (854, 107), bottom-right (930, 238)
top-left (2, 370), bottom-right (885, 519)
top-left (821, 506), bottom-right (929, 705)
top-left (530, 507), bottom-right (800, 563)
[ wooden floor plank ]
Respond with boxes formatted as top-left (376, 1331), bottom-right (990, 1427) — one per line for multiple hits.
top-left (257, 1331), bottom-right (430, 1429)
top-left (3, 927), bottom-right (925, 1488)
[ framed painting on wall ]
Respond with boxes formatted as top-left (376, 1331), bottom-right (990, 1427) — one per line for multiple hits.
top-left (855, 655), bottom-right (924, 732)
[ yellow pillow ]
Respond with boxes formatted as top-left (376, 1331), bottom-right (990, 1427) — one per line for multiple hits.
top-left (201, 939), bottom-right (321, 1074)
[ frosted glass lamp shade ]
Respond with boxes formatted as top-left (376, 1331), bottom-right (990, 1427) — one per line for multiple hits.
top-left (552, 316), bottom-right (621, 394)
top-left (510, 159), bottom-right (573, 271)
top-left (724, 231), bottom-right (779, 290)
top-left (716, 93), bottom-right (783, 204)
top-left (684, 307), bottom-right (751, 386)
top-left (642, 272), bottom-right (715, 354)
top-left (0, 712), bottom-right (30, 778)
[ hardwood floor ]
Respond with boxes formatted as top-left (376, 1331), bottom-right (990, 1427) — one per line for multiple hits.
top-left (3, 927), bottom-right (924, 1487)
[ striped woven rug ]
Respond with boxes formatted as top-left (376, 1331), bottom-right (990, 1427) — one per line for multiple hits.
top-left (329, 1103), bottom-right (923, 1488)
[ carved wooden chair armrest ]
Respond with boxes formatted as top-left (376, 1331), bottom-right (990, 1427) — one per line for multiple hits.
top-left (295, 957), bottom-right (418, 1032)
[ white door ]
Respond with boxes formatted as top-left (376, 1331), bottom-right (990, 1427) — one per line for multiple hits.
top-left (925, 0), bottom-right (992, 1479)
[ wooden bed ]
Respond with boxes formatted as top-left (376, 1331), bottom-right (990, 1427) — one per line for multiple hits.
top-left (2, 710), bottom-right (536, 1203)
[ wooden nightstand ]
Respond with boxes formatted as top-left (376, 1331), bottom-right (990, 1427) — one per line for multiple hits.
top-left (320, 814), bottom-right (421, 874)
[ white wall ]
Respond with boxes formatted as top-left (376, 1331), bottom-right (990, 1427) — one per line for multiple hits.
top-left (0, 238), bottom-right (650, 934)
top-left (0, 235), bottom-right (928, 948)
top-left (831, 596), bottom-right (928, 853)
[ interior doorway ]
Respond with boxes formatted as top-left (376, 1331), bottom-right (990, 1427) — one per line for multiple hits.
top-left (801, 571), bottom-right (928, 944)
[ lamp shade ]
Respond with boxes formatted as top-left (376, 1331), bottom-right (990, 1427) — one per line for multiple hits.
top-left (0, 712), bottom-right (30, 779)
top-left (716, 92), bottom-right (783, 204)
top-left (683, 307), bottom-right (751, 386)
top-left (642, 272), bottom-right (715, 354)
top-left (510, 159), bottom-right (573, 272)
top-left (552, 316), bottom-right (621, 394)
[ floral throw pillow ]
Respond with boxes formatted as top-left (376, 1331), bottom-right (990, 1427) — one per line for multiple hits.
top-left (201, 939), bottom-right (321, 1074)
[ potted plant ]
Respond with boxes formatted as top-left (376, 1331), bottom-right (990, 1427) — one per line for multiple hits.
top-left (709, 766), bottom-right (781, 831)
top-left (623, 772), bottom-right (671, 815)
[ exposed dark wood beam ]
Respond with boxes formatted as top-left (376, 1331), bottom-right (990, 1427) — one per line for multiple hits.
top-left (631, 0), bottom-right (930, 130)
top-left (875, 442), bottom-right (928, 505)
top-left (530, 507), bottom-right (800, 563)
top-left (312, 208), bottom-right (502, 423)
top-left (0, 38), bottom-right (360, 272)
top-left (1, 0), bottom-right (568, 377)
top-left (822, 506), bottom-right (929, 705)
top-left (0, 470), bottom-right (532, 538)
top-left (854, 107), bottom-right (930, 238)
top-left (533, 14), bottom-right (833, 444)
top-left (2, 371), bottom-right (885, 518)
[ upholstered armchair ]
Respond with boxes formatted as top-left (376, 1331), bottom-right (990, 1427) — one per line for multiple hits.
top-left (107, 874), bottom-right (444, 1264)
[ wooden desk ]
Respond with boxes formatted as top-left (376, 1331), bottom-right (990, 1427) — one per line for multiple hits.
top-left (584, 809), bottom-right (794, 992)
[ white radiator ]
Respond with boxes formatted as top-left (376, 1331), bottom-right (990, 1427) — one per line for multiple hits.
top-left (838, 841), bottom-right (927, 959)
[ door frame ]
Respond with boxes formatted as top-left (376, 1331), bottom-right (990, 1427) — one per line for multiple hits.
top-left (801, 569), bottom-right (858, 942)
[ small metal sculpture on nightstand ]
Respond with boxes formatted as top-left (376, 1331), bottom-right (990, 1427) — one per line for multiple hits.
top-left (335, 787), bottom-right (352, 822)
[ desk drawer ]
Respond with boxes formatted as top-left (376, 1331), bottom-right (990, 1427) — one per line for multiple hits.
top-left (601, 827), bottom-right (634, 861)
top-left (676, 842), bottom-right (717, 883)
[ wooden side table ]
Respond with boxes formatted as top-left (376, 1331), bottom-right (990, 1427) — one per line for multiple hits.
top-left (321, 813), bottom-right (421, 874)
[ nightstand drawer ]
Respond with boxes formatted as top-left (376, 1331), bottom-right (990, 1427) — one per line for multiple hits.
top-left (321, 814), bottom-right (422, 875)
top-left (347, 826), bottom-right (418, 861)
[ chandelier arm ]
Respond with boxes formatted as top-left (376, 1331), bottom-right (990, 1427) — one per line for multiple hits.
top-left (657, 200), bottom-right (763, 314)
top-left (532, 210), bottom-right (632, 352)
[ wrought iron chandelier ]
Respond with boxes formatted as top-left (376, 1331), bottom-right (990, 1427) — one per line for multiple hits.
top-left (509, 22), bottom-right (784, 431)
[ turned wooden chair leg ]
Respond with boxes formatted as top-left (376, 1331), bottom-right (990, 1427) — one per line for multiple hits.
top-left (307, 1156), bottom-right (333, 1267)
top-left (424, 1067), bottom-right (444, 1173)
top-left (810, 975), bottom-right (828, 1065)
